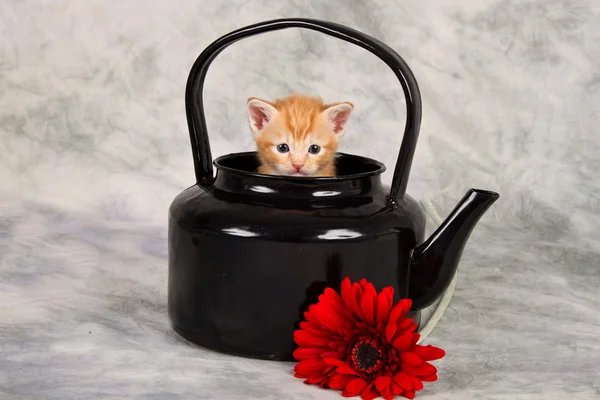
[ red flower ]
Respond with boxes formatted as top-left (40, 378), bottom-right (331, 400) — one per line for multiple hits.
top-left (293, 277), bottom-right (445, 400)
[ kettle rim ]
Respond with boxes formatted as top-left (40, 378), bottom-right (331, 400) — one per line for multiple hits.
top-left (213, 151), bottom-right (387, 182)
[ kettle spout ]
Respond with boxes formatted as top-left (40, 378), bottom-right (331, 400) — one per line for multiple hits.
top-left (409, 189), bottom-right (499, 310)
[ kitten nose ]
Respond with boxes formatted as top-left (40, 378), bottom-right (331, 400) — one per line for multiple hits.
top-left (292, 163), bottom-right (304, 172)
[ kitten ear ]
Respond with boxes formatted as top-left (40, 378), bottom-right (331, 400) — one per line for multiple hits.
top-left (247, 98), bottom-right (278, 135)
top-left (323, 102), bottom-right (354, 135)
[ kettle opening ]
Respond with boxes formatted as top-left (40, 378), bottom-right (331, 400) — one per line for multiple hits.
top-left (213, 151), bottom-right (386, 181)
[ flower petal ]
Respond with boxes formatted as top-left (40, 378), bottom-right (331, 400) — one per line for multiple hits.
top-left (361, 383), bottom-right (379, 400)
top-left (376, 288), bottom-right (392, 325)
top-left (360, 286), bottom-right (376, 325)
top-left (392, 332), bottom-right (413, 351)
top-left (311, 304), bottom-right (348, 334)
top-left (293, 347), bottom-right (327, 360)
top-left (321, 350), bottom-right (345, 359)
top-left (399, 351), bottom-right (423, 366)
top-left (342, 277), bottom-right (363, 319)
top-left (324, 358), bottom-right (347, 366)
top-left (306, 375), bottom-right (327, 385)
top-left (397, 317), bottom-right (415, 332)
top-left (364, 281), bottom-right (378, 297)
top-left (341, 277), bottom-right (352, 293)
top-left (299, 321), bottom-right (329, 337)
top-left (385, 323), bottom-right (397, 343)
top-left (329, 340), bottom-right (348, 352)
top-left (324, 358), bottom-right (360, 376)
top-left (343, 378), bottom-right (368, 396)
top-left (353, 283), bottom-right (365, 318)
top-left (404, 389), bottom-right (416, 399)
top-left (385, 287), bottom-right (394, 307)
top-left (414, 345), bottom-right (446, 361)
top-left (294, 330), bottom-right (331, 348)
top-left (317, 289), bottom-right (347, 318)
top-left (320, 287), bottom-right (345, 310)
top-left (374, 376), bottom-right (391, 392)
top-left (420, 374), bottom-right (438, 382)
top-left (393, 372), bottom-right (413, 390)
top-left (410, 375), bottom-right (424, 391)
top-left (391, 382), bottom-right (404, 395)
top-left (388, 298), bottom-right (411, 325)
top-left (410, 332), bottom-right (420, 346)
top-left (403, 362), bottom-right (437, 376)
top-left (328, 373), bottom-right (355, 390)
top-left (294, 359), bottom-right (328, 377)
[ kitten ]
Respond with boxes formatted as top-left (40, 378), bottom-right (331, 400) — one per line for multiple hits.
top-left (247, 94), bottom-right (353, 177)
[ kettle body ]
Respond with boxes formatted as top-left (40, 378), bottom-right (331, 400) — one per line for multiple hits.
top-left (168, 18), bottom-right (499, 361)
top-left (169, 152), bottom-right (425, 360)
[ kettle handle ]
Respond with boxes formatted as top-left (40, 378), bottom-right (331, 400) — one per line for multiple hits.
top-left (186, 18), bottom-right (422, 201)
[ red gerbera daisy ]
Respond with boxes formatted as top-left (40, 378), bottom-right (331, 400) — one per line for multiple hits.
top-left (293, 277), bottom-right (445, 400)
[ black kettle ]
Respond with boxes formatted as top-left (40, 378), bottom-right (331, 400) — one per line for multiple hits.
top-left (168, 18), bottom-right (499, 361)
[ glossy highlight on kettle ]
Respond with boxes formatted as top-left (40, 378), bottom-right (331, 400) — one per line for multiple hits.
top-left (168, 18), bottom-right (499, 361)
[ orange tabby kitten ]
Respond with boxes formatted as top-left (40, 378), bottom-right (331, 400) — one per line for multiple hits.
top-left (247, 94), bottom-right (353, 177)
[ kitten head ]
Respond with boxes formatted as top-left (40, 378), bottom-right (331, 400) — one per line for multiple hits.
top-left (247, 94), bottom-right (353, 177)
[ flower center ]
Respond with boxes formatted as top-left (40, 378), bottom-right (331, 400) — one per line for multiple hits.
top-left (349, 339), bottom-right (386, 376)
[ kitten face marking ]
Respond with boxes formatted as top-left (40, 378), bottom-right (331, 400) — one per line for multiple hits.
top-left (247, 94), bottom-right (353, 177)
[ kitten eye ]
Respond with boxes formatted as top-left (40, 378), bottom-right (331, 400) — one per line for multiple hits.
top-left (276, 144), bottom-right (289, 153)
top-left (308, 145), bottom-right (321, 154)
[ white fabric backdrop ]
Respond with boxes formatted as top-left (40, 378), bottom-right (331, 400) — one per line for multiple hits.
top-left (1, 0), bottom-right (598, 398)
